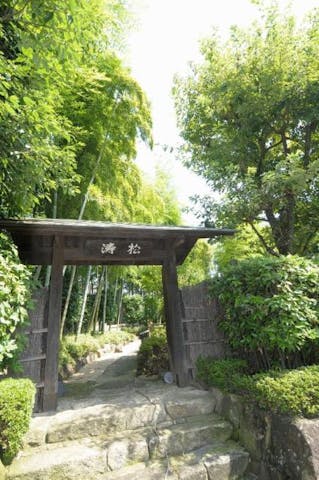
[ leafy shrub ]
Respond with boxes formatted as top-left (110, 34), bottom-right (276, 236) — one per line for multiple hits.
top-left (210, 255), bottom-right (319, 370)
top-left (59, 334), bottom-right (101, 375)
top-left (97, 330), bottom-right (135, 346)
top-left (59, 331), bottom-right (135, 374)
top-left (196, 357), bottom-right (319, 417)
top-left (0, 378), bottom-right (36, 464)
top-left (250, 366), bottom-right (319, 417)
top-left (122, 294), bottom-right (145, 325)
top-left (123, 325), bottom-right (147, 336)
top-left (0, 232), bottom-right (32, 371)
top-left (197, 356), bottom-right (249, 391)
top-left (136, 326), bottom-right (169, 376)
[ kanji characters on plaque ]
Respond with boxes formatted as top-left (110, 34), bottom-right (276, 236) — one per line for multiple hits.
top-left (100, 241), bottom-right (142, 255)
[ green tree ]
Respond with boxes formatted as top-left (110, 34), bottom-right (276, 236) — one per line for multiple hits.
top-left (212, 224), bottom-right (271, 271)
top-left (174, 3), bottom-right (319, 255)
top-left (0, 0), bottom-right (151, 219)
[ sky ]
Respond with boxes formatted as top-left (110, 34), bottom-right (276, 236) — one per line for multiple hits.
top-left (127, 0), bottom-right (319, 224)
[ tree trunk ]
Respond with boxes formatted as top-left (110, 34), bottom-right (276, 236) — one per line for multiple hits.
top-left (265, 192), bottom-right (295, 255)
top-left (76, 266), bottom-right (92, 339)
top-left (102, 266), bottom-right (108, 332)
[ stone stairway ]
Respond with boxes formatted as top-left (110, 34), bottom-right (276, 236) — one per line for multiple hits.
top-left (6, 343), bottom-right (250, 480)
top-left (7, 383), bottom-right (249, 480)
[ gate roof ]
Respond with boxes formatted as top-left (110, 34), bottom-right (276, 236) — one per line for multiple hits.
top-left (0, 218), bottom-right (235, 266)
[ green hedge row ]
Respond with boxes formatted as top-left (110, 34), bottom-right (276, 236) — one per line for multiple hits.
top-left (197, 356), bottom-right (319, 418)
top-left (0, 378), bottom-right (35, 465)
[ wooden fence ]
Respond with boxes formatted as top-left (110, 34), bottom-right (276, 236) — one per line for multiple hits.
top-left (18, 288), bottom-right (49, 411)
top-left (180, 281), bottom-right (228, 380)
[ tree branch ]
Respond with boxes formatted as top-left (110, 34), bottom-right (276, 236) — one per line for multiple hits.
top-left (0, 1), bottom-right (30, 22)
top-left (281, 130), bottom-right (290, 156)
top-left (247, 220), bottom-right (279, 256)
top-left (265, 138), bottom-right (283, 152)
top-left (303, 121), bottom-right (317, 168)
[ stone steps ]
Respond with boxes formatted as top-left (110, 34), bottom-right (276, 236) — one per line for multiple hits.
top-left (7, 384), bottom-right (250, 479)
top-left (7, 439), bottom-right (249, 480)
top-left (105, 442), bottom-right (249, 480)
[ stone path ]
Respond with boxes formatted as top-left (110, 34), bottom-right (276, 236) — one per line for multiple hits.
top-left (7, 340), bottom-right (250, 480)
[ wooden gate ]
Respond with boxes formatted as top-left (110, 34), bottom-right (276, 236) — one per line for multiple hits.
top-left (19, 288), bottom-right (49, 412)
top-left (181, 281), bottom-right (228, 380)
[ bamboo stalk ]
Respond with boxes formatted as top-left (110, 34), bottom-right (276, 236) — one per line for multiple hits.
top-left (76, 266), bottom-right (92, 339)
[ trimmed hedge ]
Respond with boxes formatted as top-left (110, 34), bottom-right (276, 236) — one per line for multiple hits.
top-left (136, 326), bottom-right (169, 376)
top-left (197, 356), bottom-right (319, 418)
top-left (0, 378), bottom-right (36, 464)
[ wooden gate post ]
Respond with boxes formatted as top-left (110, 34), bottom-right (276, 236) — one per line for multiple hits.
top-left (162, 247), bottom-right (188, 387)
top-left (43, 235), bottom-right (64, 411)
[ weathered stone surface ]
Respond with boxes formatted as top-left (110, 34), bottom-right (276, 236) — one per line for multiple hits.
top-left (46, 402), bottom-right (162, 443)
top-left (104, 461), bottom-right (178, 479)
top-left (209, 387), bottom-right (224, 414)
top-left (204, 451), bottom-right (250, 480)
top-left (238, 403), bottom-right (270, 462)
top-left (0, 459), bottom-right (6, 480)
top-left (7, 442), bottom-right (106, 480)
top-left (23, 415), bottom-right (51, 448)
top-left (150, 414), bottom-right (233, 459)
top-left (220, 394), bottom-right (244, 431)
top-left (164, 388), bottom-right (216, 419)
top-left (106, 435), bottom-right (149, 471)
top-left (175, 462), bottom-right (207, 480)
top-left (211, 386), bottom-right (319, 480)
top-left (298, 418), bottom-right (319, 479)
top-left (267, 415), bottom-right (319, 480)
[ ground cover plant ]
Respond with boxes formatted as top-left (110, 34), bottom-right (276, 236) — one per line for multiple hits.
top-left (59, 331), bottom-right (135, 376)
top-left (197, 357), bottom-right (319, 418)
top-left (0, 378), bottom-right (35, 465)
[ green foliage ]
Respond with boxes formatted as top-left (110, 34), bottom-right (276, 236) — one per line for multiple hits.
top-left (250, 366), bottom-right (319, 417)
top-left (212, 224), bottom-right (269, 271)
top-left (178, 240), bottom-right (213, 287)
top-left (210, 255), bottom-right (319, 370)
top-left (123, 325), bottom-right (147, 336)
top-left (0, 0), bottom-right (152, 218)
top-left (196, 357), bottom-right (319, 417)
top-left (136, 326), bottom-right (169, 376)
top-left (59, 331), bottom-right (135, 373)
top-left (99, 330), bottom-right (135, 347)
top-left (174, 3), bottom-right (319, 255)
top-left (197, 356), bottom-right (249, 391)
top-left (122, 294), bottom-right (145, 325)
top-left (0, 232), bottom-right (32, 370)
top-left (0, 378), bottom-right (35, 464)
